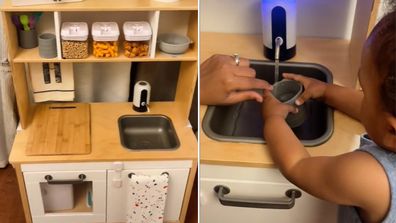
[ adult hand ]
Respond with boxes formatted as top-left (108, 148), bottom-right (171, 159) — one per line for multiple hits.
top-left (262, 90), bottom-right (297, 121)
top-left (200, 54), bottom-right (272, 105)
top-left (283, 73), bottom-right (328, 105)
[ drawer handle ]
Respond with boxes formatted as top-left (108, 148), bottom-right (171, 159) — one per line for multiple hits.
top-left (44, 174), bottom-right (86, 184)
top-left (214, 185), bottom-right (302, 209)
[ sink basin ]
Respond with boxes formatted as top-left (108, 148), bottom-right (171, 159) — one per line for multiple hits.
top-left (118, 115), bottom-right (180, 150)
top-left (202, 60), bottom-right (334, 147)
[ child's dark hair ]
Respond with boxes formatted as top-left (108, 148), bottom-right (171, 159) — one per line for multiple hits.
top-left (368, 1), bottom-right (396, 116)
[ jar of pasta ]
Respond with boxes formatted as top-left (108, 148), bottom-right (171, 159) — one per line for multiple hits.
top-left (123, 21), bottom-right (152, 58)
top-left (61, 22), bottom-right (89, 59)
top-left (92, 22), bottom-right (119, 58)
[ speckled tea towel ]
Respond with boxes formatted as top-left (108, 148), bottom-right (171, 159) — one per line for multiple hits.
top-left (127, 173), bottom-right (169, 223)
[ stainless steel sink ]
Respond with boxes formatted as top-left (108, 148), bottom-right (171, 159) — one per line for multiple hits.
top-left (202, 60), bottom-right (334, 147)
top-left (118, 115), bottom-right (180, 150)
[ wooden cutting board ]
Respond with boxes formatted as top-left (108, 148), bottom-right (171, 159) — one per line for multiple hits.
top-left (26, 103), bottom-right (91, 156)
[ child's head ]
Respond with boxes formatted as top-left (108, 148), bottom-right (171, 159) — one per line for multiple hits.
top-left (359, 3), bottom-right (396, 150)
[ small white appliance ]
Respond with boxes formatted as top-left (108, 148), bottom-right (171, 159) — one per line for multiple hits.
top-left (133, 81), bottom-right (151, 112)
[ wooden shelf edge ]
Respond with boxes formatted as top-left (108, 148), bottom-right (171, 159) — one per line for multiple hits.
top-left (13, 47), bottom-right (197, 63)
top-left (0, 0), bottom-right (198, 12)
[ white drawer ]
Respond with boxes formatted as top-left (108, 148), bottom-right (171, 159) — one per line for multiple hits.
top-left (24, 170), bottom-right (106, 223)
top-left (107, 168), bottom-right (190, 222)
top-left (200, 164), bottom-right (337, 223)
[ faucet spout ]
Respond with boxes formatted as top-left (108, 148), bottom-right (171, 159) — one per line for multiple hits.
top-left (275, 37), bottom-right (284, 61)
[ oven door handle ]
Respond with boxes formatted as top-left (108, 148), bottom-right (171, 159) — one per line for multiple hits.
top-left (214, 185), bottom-right (302, 209)
top-left (45, 174), bottom-right (86, 184)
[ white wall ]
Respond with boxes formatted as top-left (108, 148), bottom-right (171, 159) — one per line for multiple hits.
top-left (376, 0), bottom-right (394, 21)
top-left (201, 0), bottom-right (357, 39)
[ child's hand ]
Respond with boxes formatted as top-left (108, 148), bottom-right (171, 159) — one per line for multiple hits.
top-left (283, 73), bottom-right (328, 105)
top-left (262, 90), bottom-right (298, 120)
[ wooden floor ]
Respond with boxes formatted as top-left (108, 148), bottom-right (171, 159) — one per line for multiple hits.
top-left (0, 164), bottom-right (26, 223)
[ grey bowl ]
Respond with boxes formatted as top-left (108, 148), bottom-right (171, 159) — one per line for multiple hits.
top-left (158, 33), bottom-right (191, 54)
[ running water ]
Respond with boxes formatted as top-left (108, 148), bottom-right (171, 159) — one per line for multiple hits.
top-left (274, 58), bottom-right (280, 83)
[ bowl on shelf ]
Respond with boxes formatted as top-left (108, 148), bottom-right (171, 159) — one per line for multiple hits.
top-left (157, 33), bottom-right (192, 54)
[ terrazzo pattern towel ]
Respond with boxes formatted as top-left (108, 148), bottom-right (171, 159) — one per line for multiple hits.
top-left (127, 173), bottom-right (169, 223)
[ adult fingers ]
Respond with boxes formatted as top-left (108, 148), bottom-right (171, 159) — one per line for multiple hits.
top-left (230, 76), bottom-right (273, 91)
top-left (233, 66), bottom-right (256, 78)
top-left (226, 54), bottom-right (250, 67)
top-left (227, 91), bottom-right (263, 104)
top-left (239, 57), bottom-right (250, 67)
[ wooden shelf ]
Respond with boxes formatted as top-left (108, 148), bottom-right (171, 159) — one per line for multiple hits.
top-left (12, 47), bottom-right (197, 63)
top-left (0, 0), bottom-right (198, 11)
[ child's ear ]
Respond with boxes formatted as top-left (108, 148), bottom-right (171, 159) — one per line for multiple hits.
top-left (384, 114), bottom-right (396, 149)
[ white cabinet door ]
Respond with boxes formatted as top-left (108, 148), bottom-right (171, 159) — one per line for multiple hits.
top-left (24, 170), bottom-right (106, 223)
top-left (107, 168), bottom-right (190, 222)
top-left (200, 165), bottom-right (337, 223)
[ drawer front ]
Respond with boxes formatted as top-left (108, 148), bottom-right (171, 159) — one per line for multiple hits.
top-left (200, 165), bottom-right (337, 223)
top-left (107, 168), bottom-right (190, 222)
top-left (24, 170), bottom-right (106, 223)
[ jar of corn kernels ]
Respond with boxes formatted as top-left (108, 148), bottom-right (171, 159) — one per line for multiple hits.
top-left (92, 22), bottom-right (119, 58)
top-left (61, 22), bottom-right (89, 59)
top-left (123, 21), bottom-right (152, 58)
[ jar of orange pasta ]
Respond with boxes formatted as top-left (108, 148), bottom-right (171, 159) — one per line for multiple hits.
top-left (92, 22), bottom-right (119, 58)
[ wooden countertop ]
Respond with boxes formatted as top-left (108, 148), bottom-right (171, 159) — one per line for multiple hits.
top-left (9, 102), bottom-right (197, 164)
top-left (200, 32), bottom-right (366, 168)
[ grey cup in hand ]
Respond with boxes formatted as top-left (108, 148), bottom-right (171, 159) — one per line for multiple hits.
top-left (272, 79), bottom-right (306, 128)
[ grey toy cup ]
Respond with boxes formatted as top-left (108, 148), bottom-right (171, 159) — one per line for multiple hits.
top-left (18, 29), bottom-right (38, 49)
top-left (272, 79), bottom-right (306, 128)
top-left (38, 33), bottom-right (57, 58)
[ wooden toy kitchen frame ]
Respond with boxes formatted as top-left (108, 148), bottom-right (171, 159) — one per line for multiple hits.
top-left (1, 0), bottom-right (198, 222)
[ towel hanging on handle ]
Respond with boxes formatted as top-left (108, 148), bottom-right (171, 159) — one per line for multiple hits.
top-left (127, 172), bottom-right (169, 223)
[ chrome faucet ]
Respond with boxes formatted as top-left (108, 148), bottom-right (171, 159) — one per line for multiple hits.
top-left (274, 37), bottom-right (284, 83)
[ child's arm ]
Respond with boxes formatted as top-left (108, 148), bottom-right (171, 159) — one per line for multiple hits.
top-left (262, 92), bottom-right (389, 222)
top-left (283, 73), bottom-right (363, 121)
